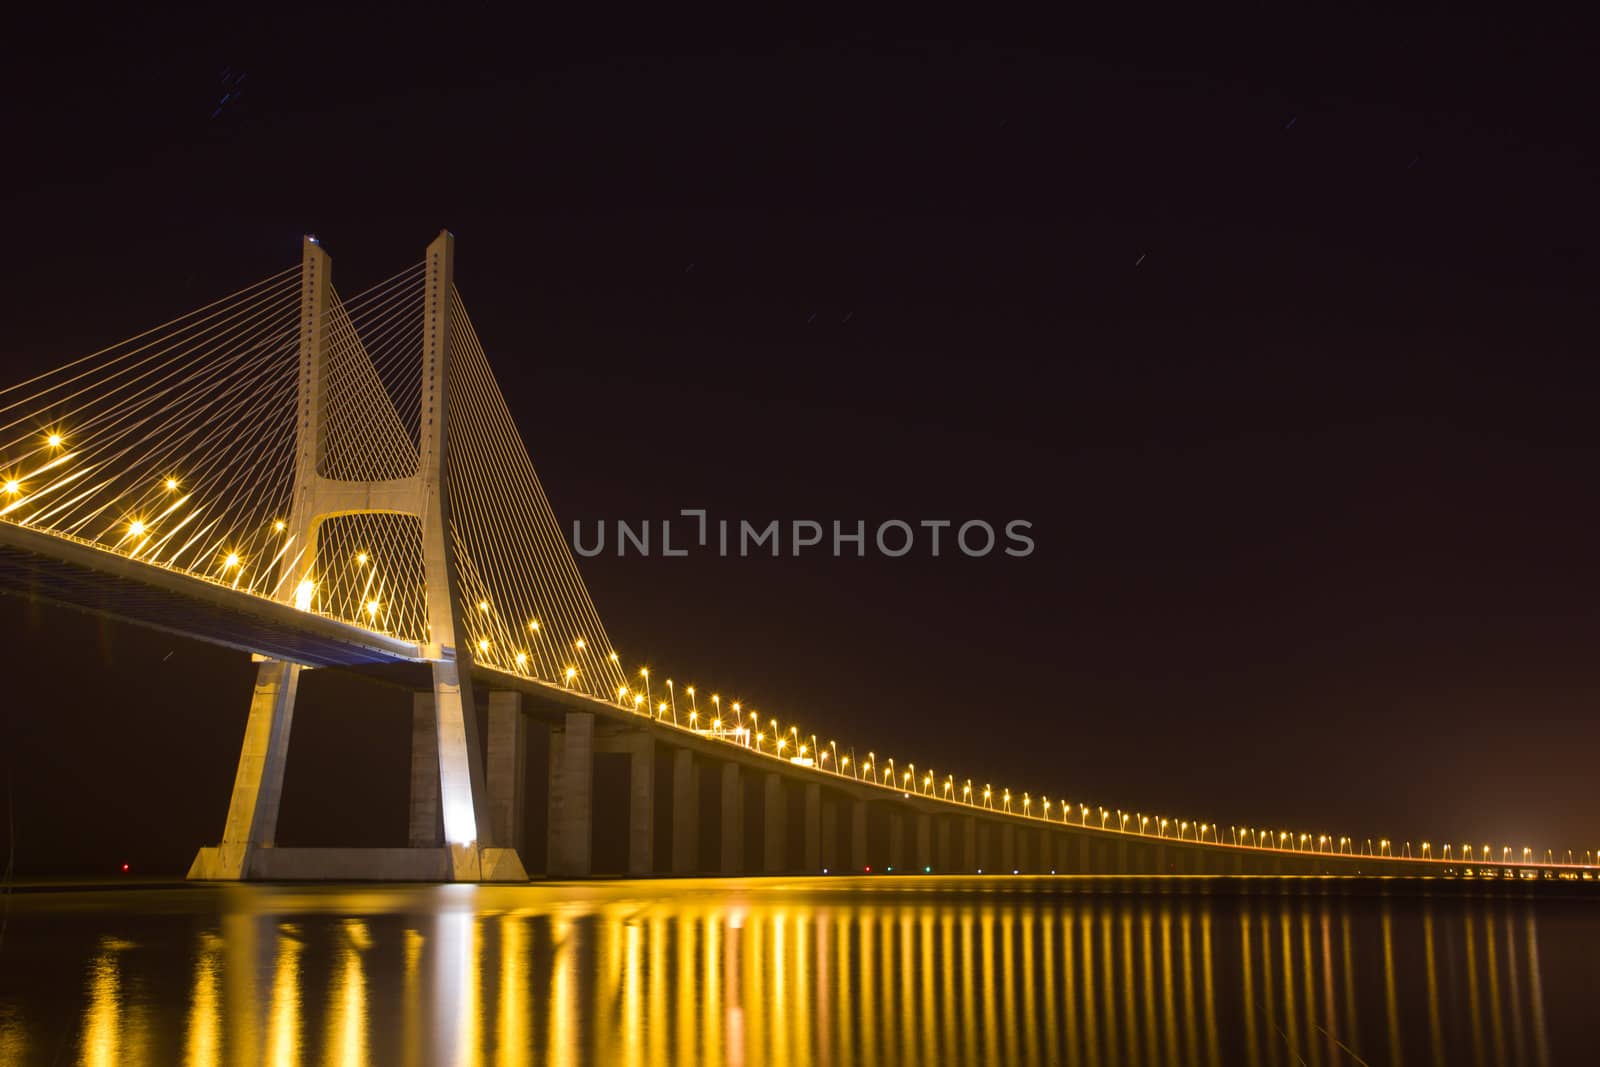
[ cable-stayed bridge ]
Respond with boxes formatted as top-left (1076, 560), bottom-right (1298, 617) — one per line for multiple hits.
top-left (0, 233), bottom-right (1586, 883)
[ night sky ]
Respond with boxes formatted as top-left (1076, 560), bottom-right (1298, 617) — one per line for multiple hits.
top-left (3, 10), bottom-right (1598, 873)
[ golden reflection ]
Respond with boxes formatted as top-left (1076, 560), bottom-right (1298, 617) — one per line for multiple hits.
top-left (547, 917), bottom-right (575, 1067)
top-left (401, 928), bottom-right (423, 1067)
top-left (1080, 910), bottom-right (1099, 1067)
top-left (1424, 907), bottom-right (1446, 1067)
top-left (1258, 911), bottom-right (1279, 1067)
top-left (706, 914), bottom-right (724, 1067)
top-left (1120, 909), bottom-right (1140, 1064)
top-left (1339, 909), bottom-right (1361, 1055)
top-left (326, 919), bottom-right (370, 1067)
top-left (939, 913), bottom-right (957, 1065)
top-left (1239, 911), bottom-right (1260, 1067)
top-left (221, 914), bottom-right (260, 1067)
top-left (1381, 908), bottom-right (1405, 1067)
top-left (78, 937), bottom-right (148, 1067)
top-left (658, 915), bottom-right (674, 1067)
top-left (1003, 909), bottom-right (1021, 1066)
top-left (183, 932), bottom-right (221, 1067)
top-left (1040, 909), bottom-right (1058, 1067)
top-left (1524, 909), bottom-right (1552, 1067)
top-left (499, 916), bottom-right (530, 1067)
top-left (265, 924), bottom-right (303, 1067)
top-left (18, 880), bottom-right (1573, 1067)
top-left (1101, 909), bottom-right (1118, 1065)
top-left (980, 908), bottom-right (999, 1066)
top-left (1279, 907), bottom-right (1299, 1065)
top-left (1157, 911), bottom-right (1178, 1067)
top-left (920, 908), bottom-right (937, 1067)
top-left (1201, 912), bottom-right (1221, 1067)
top-left (1465, 909), bottom-right (1487, 1066)
top-left (1484, 908), bottom-right (1507, 1066)
top-left (1504, 912), bottom-right (1526, 1065)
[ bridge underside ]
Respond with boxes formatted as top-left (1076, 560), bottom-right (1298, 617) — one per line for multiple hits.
top-left (0, 522), bottom-right (421, 668)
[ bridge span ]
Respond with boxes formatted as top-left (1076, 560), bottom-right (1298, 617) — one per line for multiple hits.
top-left (0, 231), bottom-right (1588, 885)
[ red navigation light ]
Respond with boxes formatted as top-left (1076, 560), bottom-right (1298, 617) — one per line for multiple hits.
top-left (864, 865), bottom-right (872, 873)
top-left (120, 863), bottom-right (130, 873)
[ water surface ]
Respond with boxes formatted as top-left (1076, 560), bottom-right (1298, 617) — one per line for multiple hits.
top-left (0, 876), bottom-right (1593, 1065)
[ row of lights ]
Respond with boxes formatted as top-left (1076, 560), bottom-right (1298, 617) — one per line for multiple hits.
top-left (448, 598), bottom-right (1588, 872)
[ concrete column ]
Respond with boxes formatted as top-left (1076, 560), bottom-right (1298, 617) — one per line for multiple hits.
top-left (485, 691), bottom-right (526, 856)
top-left (1078, 836), bottom-right (1090, 873)
top-left (720, 762), bottom-right (743, 875)
top-left (1038, 829), bottom-right (1053, 872)
top-left (431, 659), bottom-right (491, 879)
top-left (672, 749), bottom-right (698, 874)
top-left (803, 782), bottom-right (822, 872)
top-left (548, 712), bottom-right (594, 878)
top-left (409, 692), bottom-right (442, 847)
top-left (936, 818), bottom-right (953, 872)
top-left (851, 800), bottom-right (869, 871)
top-left (914, 814), bottom-right (932, 872)
top-left (1001, 824), bottom-right (1017, 872)
top-left (961, 817), bottom-right (978, 871)
top-left (888, 812), bottom-right (905, 871)
top-left (1115, 839), bottom-right (1129, 874)
top-left (626, 734), bottom-right (655, 875)
top-left (764, 773), bottom-right (787, 873)
top-left (821, 800), bottom-right (839, 871)
top-left (194, 659), bottom-right (301, 879)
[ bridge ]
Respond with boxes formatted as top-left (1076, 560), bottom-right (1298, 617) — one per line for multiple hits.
top-left (0, 233), bottom-right (1586, 884)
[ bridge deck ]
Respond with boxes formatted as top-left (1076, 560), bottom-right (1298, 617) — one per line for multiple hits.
top-left (0, 521), bottom-right (422, 667)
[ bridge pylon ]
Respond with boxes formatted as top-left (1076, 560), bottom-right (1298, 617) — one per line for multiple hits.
top-left (189, 231), bottom-right (526, 882)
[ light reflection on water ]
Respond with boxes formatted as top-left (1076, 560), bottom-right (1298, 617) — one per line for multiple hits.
top-left (0, 878), bottom-right (1592, 1065)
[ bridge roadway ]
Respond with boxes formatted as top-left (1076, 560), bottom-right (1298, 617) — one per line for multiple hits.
top-left (3, 518), bottom-right (1591, 883)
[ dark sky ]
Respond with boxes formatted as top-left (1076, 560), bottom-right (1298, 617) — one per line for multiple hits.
top-left (3, 9), bottom-right (1599, 872)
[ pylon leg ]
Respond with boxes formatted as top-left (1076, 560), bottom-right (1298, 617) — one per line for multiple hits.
top-left (432, 659), bottom-right (490, 880)
top-left (189, 659), bottom-right (300, 880)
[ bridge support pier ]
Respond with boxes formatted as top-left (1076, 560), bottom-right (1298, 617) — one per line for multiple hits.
top-left (803, 783), bottom-right (821, 872)
top-left (764, 773), bottom-right (787, 873)
top-left (188, 659), bottom-right (301, 880)
top-left (409, 693), bottom-right (443, 847)
top-left (935, 817), bottom-right (952, 871)
top-left (851, 800), bottom-right (869, 872)
top-left (596, 727), bottom-right (655, 875)
top-left (1038, 828), bottom-right (1053, 872)
top-left (1001, 824), bottom-right (1016, 872)
top-left (486, 692), bottom-right (526, 857)
top-left (548, 711), bottom-right (594, 878)
top-left (821, 800), bottom-right (839, 871)
top-left (720, 762), bottom-right (744, 875)
top-left (888, 812), bottom-right (905, 871)
top-left (672, 749), bottom-right (699, 874)
top-left (914, 814), bottom-right (932, 872)
top-left (625, 734), bottom-right (655, 875)
top-left (961, 817), bottom-right (977, 871)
